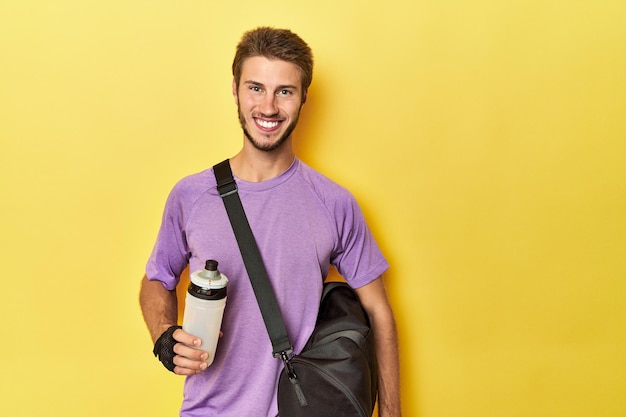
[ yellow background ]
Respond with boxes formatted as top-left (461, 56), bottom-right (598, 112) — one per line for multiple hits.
top-left (1, 0), bottom-right (625, 416)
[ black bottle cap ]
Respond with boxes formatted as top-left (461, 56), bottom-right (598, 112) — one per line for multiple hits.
top-left (205, 259), bottom-right (218, 271)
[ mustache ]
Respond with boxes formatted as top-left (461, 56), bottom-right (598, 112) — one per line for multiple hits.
top-left (253, 112), bottom-right (284, 120)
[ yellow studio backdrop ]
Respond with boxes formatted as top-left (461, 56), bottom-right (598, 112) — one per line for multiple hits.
top-left (1, 0), bottom-right (625, 416)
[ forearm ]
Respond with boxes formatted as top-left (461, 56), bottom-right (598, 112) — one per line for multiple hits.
top-left (372, 311), bottom-right (401, 417)
top-left (139, 275), bottom-right (179, 343)
top-left (355, 277), bottom-right (402, 416)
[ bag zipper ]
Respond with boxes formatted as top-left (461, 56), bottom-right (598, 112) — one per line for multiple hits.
top-left (289, 358), bottom-right (368, 417)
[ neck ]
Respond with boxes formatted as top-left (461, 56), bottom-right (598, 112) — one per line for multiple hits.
top-left (230, 140), bottom-right (295, 182)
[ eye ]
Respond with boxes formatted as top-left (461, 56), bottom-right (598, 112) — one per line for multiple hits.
top-left (250, 85), bottom-right (262, 92)
top-left (278, 89), bottom-right (293, 96)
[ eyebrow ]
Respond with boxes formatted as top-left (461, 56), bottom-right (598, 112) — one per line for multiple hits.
top-left (243, 80), bottom-right (299, 91)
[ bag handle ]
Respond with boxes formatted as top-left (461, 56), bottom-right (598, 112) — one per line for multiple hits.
top-left (212, 159), bottom-right (293, 357)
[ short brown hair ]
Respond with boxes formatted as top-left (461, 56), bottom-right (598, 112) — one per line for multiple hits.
top-left (232, 27), bottom-right (314, 93)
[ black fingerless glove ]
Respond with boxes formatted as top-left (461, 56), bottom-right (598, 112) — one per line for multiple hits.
top-left (153, 325), bottom-right (182, 372)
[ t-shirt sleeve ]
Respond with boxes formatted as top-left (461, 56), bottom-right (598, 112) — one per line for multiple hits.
top-left (145, 183), bottom-right (191, 290)
top-left (331, 193), bottom-right (389, 289)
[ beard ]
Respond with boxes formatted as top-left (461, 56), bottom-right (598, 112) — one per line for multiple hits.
top-left (237, 103), bottom-right (301, 152)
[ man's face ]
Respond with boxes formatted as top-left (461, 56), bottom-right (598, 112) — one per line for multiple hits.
top-left (233, 56), bottom-right (305, 152)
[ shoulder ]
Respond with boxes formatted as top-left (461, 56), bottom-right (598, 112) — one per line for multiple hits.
top-left (293, 160), bottom-right (356, 205)
top-left (173, 168), bottom-right (216, 192)
top-left (165, 168), bottom-right (217, 209)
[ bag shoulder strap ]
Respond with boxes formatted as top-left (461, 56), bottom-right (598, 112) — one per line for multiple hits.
top-left (213, 159), bottom-right (293, 357)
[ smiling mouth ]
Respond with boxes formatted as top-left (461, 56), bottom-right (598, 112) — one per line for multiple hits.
top-left (255, 118), bottom-right (282, 130)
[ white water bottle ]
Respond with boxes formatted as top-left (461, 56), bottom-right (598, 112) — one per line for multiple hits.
top-left (182, 259), bottom-right (229, 366)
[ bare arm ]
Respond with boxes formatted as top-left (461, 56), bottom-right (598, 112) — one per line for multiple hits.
top-left (139, 275), bottom-right (179, 343)
top-left (139, 275), bottom-right (209, 375)
top-left (355, 276), bottom-right (402, 417)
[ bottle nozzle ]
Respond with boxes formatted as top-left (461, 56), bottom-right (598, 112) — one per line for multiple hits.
top-left (205, 259), bottom-right (218, 271)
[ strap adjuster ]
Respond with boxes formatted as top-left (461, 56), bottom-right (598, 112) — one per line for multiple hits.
top-left (214, 159), bottom-right (238, 197)
top-left (217, 178), bottom-right (237, 197)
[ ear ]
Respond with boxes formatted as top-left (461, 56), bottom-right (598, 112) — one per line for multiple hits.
top-left (232, 78), bottom-right (239, 104)
top-left (301, 90), bottom-right (308, 105)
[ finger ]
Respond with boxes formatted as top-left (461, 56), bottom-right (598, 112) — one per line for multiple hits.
top-left (173, 328), bottom-right (202, 347)
top-left (173, 354), bottom-right (208, 374)
top-left (174, 342), bottom-right (209, 362)
top-left (173, 364), bottom-right (201, 376)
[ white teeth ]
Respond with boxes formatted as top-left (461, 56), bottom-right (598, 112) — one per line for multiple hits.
top-left (257, 120), bottom-right (279, 129)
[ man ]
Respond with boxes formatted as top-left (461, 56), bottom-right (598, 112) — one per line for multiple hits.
top-left (140, 27), bottom-right (401, 417)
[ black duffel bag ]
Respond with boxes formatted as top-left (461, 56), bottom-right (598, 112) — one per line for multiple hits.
top-left (277, 282), bottom-right (378, 417)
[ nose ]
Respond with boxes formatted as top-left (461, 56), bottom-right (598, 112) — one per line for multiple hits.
top-left (259, 93), bottom-right (278, 117)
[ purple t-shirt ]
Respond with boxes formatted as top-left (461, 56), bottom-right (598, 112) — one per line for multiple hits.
top-left (146, 158), bottom-right (388, 417)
